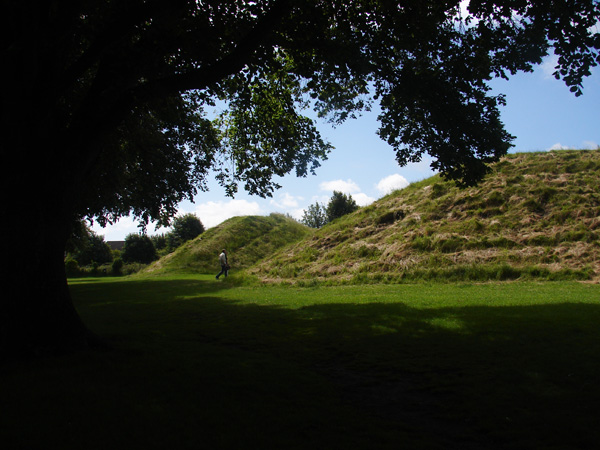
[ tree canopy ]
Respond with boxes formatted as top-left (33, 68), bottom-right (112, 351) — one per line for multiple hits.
top-left (122, 234), bottom-right (159, 264)
top-left (326, 191), bottom-right (359, 222)
top-left (169, 213), bottom-right (205, 248)
top-left (69, 231), bottom-right (113, 267)
top-left (302, 191), bottom-right (359, 227)
top-left (3, 0), bottom-right (599, 357)
top-left (5, 1), bottom-right (599, 230)
top-left (301, 202), bottom-right (328, 228)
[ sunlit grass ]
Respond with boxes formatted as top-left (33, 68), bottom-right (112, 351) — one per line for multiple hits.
top-left (255, 150), bottom-right (600, 283)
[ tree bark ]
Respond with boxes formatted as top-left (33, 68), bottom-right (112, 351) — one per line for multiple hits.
top-left (1, 198), bottom-right (98, 361)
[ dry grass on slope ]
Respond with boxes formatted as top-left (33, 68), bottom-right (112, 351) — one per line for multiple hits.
top-left (251, 150), bottom-right (600, 284)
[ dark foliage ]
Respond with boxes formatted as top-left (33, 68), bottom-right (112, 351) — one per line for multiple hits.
top-left (3, 0), bottom-right (598, 355)
top-left (168, 213), bottom-right (205, 248)
top-left (326, 191), bottom-right (359, 222)
top-left (122, 234), bottom-right (159, 264)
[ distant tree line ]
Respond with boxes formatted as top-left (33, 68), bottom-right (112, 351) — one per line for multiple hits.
top-left (66, 213), bottom-right (204, 276)
top-left (301, 191), bottom-right (359, 228)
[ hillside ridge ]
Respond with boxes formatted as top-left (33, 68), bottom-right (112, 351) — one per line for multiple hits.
top-left (251, 149), bottom-right (600, 283)
top-left (143, 213), bottom-right (312, 275)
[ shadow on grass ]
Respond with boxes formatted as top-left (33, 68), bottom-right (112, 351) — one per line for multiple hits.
top-left (2, 279), bottom-right (599, 450)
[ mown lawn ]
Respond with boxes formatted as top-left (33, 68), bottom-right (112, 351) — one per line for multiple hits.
top-left (2, 276), bottom-right (599, 449)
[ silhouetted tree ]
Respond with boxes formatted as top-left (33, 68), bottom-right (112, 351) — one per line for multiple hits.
top-left (150, 233), bottom-right (169, 252)
top-left (71, 233), bottom-right (113, 266)
top-left (168, 214), bottom-right (205, 249)
top-left (3, 0), bottom-right (599, 357)
top-left (122, 234), bottom-right (158, 264)
top-left (326, 191), bottom-right (359, 222)
top-left (66, 221), bottom-right (112, 266)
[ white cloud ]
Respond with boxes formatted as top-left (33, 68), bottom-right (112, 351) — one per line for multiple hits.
top-left (319, 179), bottom-right (361, 194)
top-left (548, 141), bottom-right (598, 151)
top-left (289, 208), bottom-right (306, 221)
top-left (92, 216), bottom-right (143, 241)
top-left (459, 0), bottom-right (470, 18)
top-left (192, 199), bottom-right (263, 228)
top-left (400, 157), bottom-right (437, 181)
top-left (548, 143), bottom-right (570, 151)
top-left (317, 179), bottom-right (375, 206)
top-left (311, 194), bottom-right (331, 204)
top-left (540, 54), bottom-right (559, 79)
top-left (270, 192), bottom-right (302, 209)
top-left (353, 192), bottom-right (376, 206)
top-left (93, 215), bottom-right (170, 241)
top-left (376, 174), bottom-right (409, 194)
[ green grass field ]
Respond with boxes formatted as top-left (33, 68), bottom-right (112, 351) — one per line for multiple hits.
top-left (2, 277), bottom-right (599, 449)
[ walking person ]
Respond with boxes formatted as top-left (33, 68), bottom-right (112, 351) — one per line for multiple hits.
top-left (216, 249), bottom-right (229, 279)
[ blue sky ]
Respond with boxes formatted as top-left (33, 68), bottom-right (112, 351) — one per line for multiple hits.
top-left (93, 55), bottom-right (600, 241)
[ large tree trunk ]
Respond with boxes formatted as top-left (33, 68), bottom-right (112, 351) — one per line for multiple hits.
top-left (1, 202), bottom-right (97, 361)
top-left (1, 6), bottom-right (106, 361)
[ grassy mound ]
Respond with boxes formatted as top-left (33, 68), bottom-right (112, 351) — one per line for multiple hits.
top-left (144, 213), bottom-right (312, 275)
top-left (252, 149), bottom-right (600, 283)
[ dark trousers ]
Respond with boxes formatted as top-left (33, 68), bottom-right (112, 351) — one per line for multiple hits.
top-left (216, 264), bottom-right (228, 278)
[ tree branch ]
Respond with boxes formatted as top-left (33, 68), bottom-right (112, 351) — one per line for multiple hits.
top-left (60, 0), bottom-right (186, 95)
top-left (128, 0), bottom-right (293, 100)
top-left (67, 0), bottom-right (293, 192)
